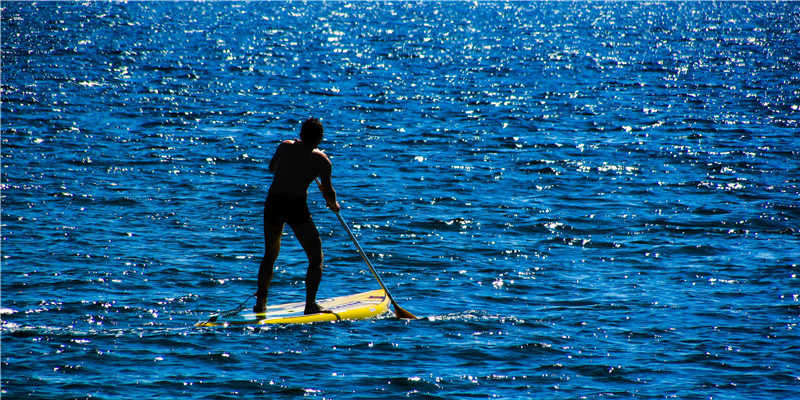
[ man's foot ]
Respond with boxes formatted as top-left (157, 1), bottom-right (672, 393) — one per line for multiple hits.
top-left (253, 290), bottom-right (268, 313)
top-left (304, 303), bottom-right (333, 315)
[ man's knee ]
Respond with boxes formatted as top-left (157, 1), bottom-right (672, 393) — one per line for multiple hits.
top-left (309, 251), bottom-right (323, 268)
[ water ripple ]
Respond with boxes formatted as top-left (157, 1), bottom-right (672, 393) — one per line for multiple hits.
top-left (3, 1), bottom-right (799, 399)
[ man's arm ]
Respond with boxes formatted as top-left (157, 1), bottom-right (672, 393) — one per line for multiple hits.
top-left (269, 140), bottom-right (292, 173)
top-left (317, 158), bottom-right (340, 213)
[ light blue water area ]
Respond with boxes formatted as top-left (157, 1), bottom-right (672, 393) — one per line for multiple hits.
top-left (2, 2), bottom-right (799, 399)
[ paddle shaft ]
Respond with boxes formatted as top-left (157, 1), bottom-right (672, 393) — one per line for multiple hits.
top-left (316, 179), bottom-right (417, 319)
top-left (333, 210), bottom-right (392, 298)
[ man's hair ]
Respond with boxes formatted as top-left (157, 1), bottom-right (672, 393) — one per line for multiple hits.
top-left (300, 117), bottom-right (324, 143)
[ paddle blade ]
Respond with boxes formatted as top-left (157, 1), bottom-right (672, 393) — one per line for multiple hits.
top-left (393, 303), bottom-right (418, 320)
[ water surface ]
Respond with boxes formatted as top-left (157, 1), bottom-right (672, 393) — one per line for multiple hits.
top-left (2, 2), bottom-right (799, 399)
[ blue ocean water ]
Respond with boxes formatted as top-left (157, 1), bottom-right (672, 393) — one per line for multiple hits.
top-left (2, 1), bottom-right (799, 398)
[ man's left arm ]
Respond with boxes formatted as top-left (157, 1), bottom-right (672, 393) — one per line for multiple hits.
top-left (317, 158), bottom-right (340, 212)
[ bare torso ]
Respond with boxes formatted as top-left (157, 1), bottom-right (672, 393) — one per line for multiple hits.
top-left (268, 139), bottom-right (333, 199)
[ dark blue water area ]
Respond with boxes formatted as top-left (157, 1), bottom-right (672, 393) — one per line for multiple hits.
top-left (2, 1), bottom-right (799, 399)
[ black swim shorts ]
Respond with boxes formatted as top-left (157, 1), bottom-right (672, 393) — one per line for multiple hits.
top-left (263, 194), bottom-right (311, 228)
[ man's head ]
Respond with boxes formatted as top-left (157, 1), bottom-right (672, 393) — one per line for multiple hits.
top-left (300, 117), bottom-right (324, 145)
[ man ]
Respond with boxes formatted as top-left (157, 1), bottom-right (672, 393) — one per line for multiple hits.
top-left (254, 117), bottom-right (340, 314)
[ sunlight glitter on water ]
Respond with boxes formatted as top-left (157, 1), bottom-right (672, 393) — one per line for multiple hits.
top-left (3, 1), bottom-right (799, 399)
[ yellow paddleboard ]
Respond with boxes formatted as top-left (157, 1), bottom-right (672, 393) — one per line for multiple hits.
top-left (195, 289), bottom-right (390, 327)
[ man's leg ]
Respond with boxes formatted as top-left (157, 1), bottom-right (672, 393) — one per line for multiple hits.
top-left (290, 218), bottom-right (329, 314)
top-left (255, 222), bottom-right (283, 312)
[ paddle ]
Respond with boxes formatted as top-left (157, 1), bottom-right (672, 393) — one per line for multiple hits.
top-left (317, 179), bottom-right (418, 319)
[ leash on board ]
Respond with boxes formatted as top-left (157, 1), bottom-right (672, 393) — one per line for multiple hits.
top-left (207, 293), bottom-right (255, 322)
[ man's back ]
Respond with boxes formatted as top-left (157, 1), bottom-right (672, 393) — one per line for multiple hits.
top-left (268, 139), bottom-right (331, 198)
